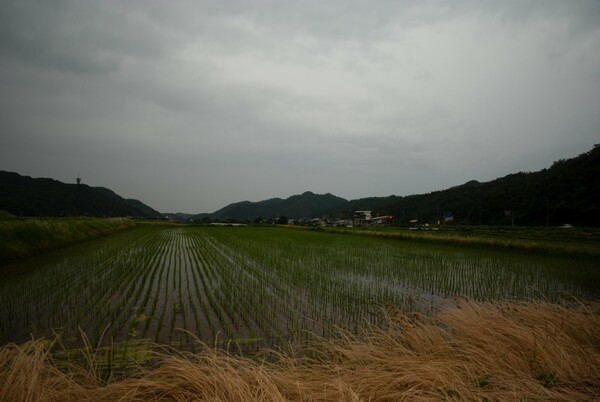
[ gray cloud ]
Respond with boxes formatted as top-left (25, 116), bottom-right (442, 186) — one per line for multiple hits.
top-left (1, 0), bottom-right (599, 212)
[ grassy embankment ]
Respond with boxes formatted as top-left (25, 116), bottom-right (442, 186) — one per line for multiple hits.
top-left (299, 225), bottom-right (600, 258)
top-left (0, 300), bottom-right (598, 401)
top-left (0, 217), bottom-right (136, 266)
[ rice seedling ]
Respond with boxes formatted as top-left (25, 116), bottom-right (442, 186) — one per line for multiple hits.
top-left (0, 225), bottom-right (598, 353)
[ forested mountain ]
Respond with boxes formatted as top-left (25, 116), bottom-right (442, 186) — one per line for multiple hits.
top-left (202, 145), bottom-right (599, 226)
top-left (0, 171), bottom-right (161, 218)
top-left (326, 145), bottom-right (600, 226)
top-left (2, 145), bottom-right (598, 225)
top-left (206, 191), bottom-right (348, 220)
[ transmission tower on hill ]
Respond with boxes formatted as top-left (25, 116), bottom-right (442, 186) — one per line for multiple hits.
top-left (75, 172), bottom-right (82, 216)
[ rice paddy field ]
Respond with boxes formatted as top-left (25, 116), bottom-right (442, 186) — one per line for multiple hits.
top-left (1, 224), bottom-right (598, 354)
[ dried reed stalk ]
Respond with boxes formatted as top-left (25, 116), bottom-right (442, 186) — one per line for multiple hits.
top-left (1, 300), bottom-right (598, 401)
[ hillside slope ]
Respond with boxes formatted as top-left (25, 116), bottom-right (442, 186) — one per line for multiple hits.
top-left (0, 171), bottom-right (161, 218)
top-left (323, 146), bottom-right (600, 226)
top-left (208, 191), bottom-right (348, 220)
top-left (201, 146), bottom-right (600, 226)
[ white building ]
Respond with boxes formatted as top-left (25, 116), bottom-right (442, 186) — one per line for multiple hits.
top-left (353, 211), bottom-right (371, 226)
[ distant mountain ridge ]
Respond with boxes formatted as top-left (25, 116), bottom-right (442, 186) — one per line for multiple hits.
top-left (325, 145), bottom-right (600, 226)
top-left (205, 191), bottom-right (348, 220)
top-left (0, 171), bottom-right (161, 218)
top-left (2, 145), bottom-right (598, 225)
top-left (201, 145), bottom-right (600, 226)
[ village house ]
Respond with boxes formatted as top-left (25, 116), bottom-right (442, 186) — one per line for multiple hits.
top-left (353, 211), bottom-right (371, 226)
top-left (371, 215), bottom-right (395, 225)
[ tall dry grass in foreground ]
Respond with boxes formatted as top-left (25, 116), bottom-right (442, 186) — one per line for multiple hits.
top-left (1, 300), bottom-right (598, 401)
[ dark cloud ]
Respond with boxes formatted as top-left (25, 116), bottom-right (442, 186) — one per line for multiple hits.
top-left (1, 0), bottom-right (599, 212)
top-left (0, 0), bottom-right (181, 75)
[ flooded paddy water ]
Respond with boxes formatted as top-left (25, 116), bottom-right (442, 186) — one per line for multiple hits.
top-left (1, 225), bottom-right (598, 353)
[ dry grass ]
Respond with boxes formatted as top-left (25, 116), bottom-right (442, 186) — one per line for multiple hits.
top-left (1, 300), bottom-right (598, 401)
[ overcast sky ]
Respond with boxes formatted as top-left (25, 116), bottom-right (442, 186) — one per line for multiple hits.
top-left (1, 1), bottom-right (599, 213)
